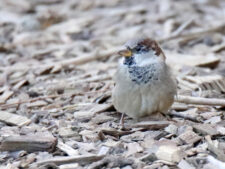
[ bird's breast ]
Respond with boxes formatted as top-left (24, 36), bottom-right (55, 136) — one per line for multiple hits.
top-left (127, 63), bottom-right (159, 85)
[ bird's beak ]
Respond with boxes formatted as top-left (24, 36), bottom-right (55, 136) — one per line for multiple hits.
top-left (118, 49), bottom-right (132, 57)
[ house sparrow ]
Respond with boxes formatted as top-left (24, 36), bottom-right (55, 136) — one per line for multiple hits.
top-left (112, 38), bottom-right (177, 122)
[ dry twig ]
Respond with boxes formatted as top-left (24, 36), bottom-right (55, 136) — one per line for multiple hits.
top-left (0, 47), bottom-right (119, 72)
top-left (175, 95), bottom-right (225, 107)
top-left (158, 22), bottom-right (225, 43)
top-left (169, 111), bottom-right (203, 123)
top-left (36, 154), bottom-right (105, 166)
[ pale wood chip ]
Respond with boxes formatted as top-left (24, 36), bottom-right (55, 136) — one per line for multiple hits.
top-left (57, 141), bottom-right (79, 156)
top-left (74, 104), bottom-right (112, 120)
top-left (13, 79), bottom-right (28, 90)
top-left (36, 154), bottom-right (105, 166)
top-left (207, 155), bottom-right (225, 169)
top-left (193, 124), bottom-right (218, 136)
top-left (205, 136), bottom-right (225, 162)
top-left (59, 163), bottom-right (80, 169)
top-left (178, 130), bottom-right (201, 145)
top-left (0, 111), bottom-right (31, 126)
top-left (58, 127), bottom-right (80, 138)
top-left (216, 126), bottom-right (225, 135)
top-left (210, 42), bottom-right (225, 53)
top-left (0, 132), bottom-right (57, 152)
top-left (155, 140), bottom-right (184, 163)
top-left (35, 65), bottom-right (53, 75)
top-left (165, 124), bottom-right (178, 135)
top-left (0, 90), bottom-right (14, 104)
top-left (204, 116), bottom-right (221, 124)
top-left (178, 159), bottom-right (196, 169)
top-left (183, 75), bottom-right (225, 93)
top-left (98, 146), bottom-right (110, 156)
top-left (167, 52), bottom-right (220, 69)
top-left (125, 142), bottom-right (143, 157)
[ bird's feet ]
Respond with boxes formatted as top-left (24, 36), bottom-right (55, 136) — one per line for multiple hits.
top-left (119, 113), bottom-right (125, 130)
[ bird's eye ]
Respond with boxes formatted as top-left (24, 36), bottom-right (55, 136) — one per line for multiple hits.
top-left (135, 46), bottom-right (142, 52)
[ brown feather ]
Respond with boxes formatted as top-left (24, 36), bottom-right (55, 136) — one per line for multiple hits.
top-left (138, 38), bottom-right (166, 60)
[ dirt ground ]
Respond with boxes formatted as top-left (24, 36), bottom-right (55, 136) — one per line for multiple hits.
top-left (1, 0), bottom-right (225, 168)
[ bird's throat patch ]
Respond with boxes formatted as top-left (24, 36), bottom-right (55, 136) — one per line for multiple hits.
top-left (127, 64), bottom-right (158, 84)
top-left (123, 56), bottom-right (135, 66)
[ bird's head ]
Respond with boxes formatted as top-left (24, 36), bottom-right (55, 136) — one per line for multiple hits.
top-left (118, 38), bottom-right (165, 66)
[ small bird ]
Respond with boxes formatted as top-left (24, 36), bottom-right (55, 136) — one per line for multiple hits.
top-left (112, 38), bottom-right (177, 123)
